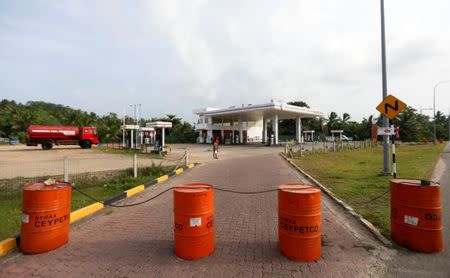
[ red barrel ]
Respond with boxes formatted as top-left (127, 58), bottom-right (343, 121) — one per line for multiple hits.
top-left (278, 184), bottom-right (321, 262)
top-left (390, 179), bottom-right (443, 253)
top-left (173, 183), bottom-right (214, 260)
top-left (21, 181), bottom-right (72, 254)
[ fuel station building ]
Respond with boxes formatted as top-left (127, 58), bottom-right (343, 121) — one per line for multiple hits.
top-left (193, 101), bottom-right (325, 144)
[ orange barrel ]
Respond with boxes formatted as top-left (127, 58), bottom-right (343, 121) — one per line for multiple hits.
top-left (278, 184), bottom-right (321, 262)
top-left (20, 181), bottom-right (72, 254)
top-left (390, 179), bottom-right (443, 253)
top-left (173, 183), bottom-right (214, 260)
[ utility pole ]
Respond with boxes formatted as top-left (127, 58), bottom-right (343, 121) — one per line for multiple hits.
top-left (433, 80), bottom-right (450, 144)
top-left (138, 104), bottom-right (142, 148)
top-left (380, 0), bottom-right (390, 175)
top-left (129, 104), bottom-right (134, 149)
top-left (122, 106), bottom-right (126, 148)
top-left (135, 104), bottom-right (138, 149)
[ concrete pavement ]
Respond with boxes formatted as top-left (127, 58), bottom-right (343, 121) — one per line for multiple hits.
top-left (0, 153), bottom-right (392, 277)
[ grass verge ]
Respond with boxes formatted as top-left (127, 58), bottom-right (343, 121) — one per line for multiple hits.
top-left (0, 164), bottom-right (171, 241)
top-left (290, 143), bottom-right (445, 238)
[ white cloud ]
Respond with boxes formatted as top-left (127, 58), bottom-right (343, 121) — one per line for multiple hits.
top-left (1, 0), bottom-right (450, 122)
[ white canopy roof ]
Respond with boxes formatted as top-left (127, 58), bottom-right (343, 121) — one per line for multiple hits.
top-left (146, 121), bottom-right (173, 128)
top-left (193, 102), bottom-right (324, 122)
top-left (120, 125), bottom-right (154, 131)
top-left (121, 125), bottom-right (140, 130)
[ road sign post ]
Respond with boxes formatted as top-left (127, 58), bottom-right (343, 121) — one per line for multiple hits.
top-left (380, 0), bottom-right (389, 175)
top-left (391, 125), bottom-right (397, 179)
top-left (376, 94), bottom-right (406, 177)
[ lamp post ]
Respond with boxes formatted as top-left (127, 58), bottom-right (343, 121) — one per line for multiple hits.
top-left (380, 0), bottom-right (390, 175)
top-left (433, 80), bottom-right (450, 144)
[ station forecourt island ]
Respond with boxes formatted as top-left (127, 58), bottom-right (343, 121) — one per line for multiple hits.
top-left (193, 101), bottom-right (325, 145)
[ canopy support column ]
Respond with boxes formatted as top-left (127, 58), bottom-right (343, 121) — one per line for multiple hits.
top-left (162, 127), bottom-right (165, 147)
top-left (262, 117), bottom-right (267, 143)
top-left (273, 114), bottom-right (279, 145)
top-left (295, 117), bottom-right (302, 144)
top-left (238, 117), bottom-right (243, 144)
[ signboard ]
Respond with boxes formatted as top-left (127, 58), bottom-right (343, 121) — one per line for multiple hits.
top-left (371, 124), bottom-right (378, 140)
top-left (377, 126), bottom-right (395, 136)
top-left (376, 94), bottom-right (407, 119)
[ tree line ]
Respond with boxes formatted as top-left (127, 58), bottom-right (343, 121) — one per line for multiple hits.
top-left (0, 100), bottom-right (195, 143)
top-left (280, 101), bottom-right (448, 142)
top-left (1, 99), bottom-right (448, 143)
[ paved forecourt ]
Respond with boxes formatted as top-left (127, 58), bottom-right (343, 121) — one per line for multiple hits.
top-left (0, 153), bottom-right (392, 277)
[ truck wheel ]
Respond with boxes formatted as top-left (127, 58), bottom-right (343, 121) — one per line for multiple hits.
top-left (41, 141), bottom-right (53, 150)
top-left (81, 140), bottom-right (92, 149)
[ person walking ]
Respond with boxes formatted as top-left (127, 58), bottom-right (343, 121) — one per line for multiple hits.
top-left (213, 137), bottom-right (220, 159)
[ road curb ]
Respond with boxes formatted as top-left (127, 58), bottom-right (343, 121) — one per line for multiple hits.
top-left (280, 154), bottom-right (392, 247)
top-left (0, 163), bottom-right (197, 257)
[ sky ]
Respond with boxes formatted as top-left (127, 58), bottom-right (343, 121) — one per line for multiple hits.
top-left (1, 0), bottom-right (450, 123)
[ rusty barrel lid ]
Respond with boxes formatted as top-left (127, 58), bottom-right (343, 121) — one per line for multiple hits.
top-left (390, 179), bottom-right (439, 187)
top-left (278, 184), bottom-right (320, 194)
top-left (24, 180), bottom-right (71, 192)
top-left (174, 183), bottom-right (213, 193)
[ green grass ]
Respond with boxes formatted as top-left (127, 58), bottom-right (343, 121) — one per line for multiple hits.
top-left (0, 165), bottom-right (170, 241)
top-left (291, 143), bottom-right (446, 237)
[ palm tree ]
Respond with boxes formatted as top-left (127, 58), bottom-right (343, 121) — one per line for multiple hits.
top-left (326, 112), bottom-right (339, 132)
top-left (342, 113), bottom-right (351, 123)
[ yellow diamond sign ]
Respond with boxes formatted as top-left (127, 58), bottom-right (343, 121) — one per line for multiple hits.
top-left (376, 94), bottom-right (407, 119)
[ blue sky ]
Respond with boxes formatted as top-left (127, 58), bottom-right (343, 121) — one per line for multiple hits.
top-left (1, 0), bottom-right (450, 123)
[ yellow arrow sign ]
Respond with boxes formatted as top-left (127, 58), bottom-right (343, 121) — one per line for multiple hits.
top-left (376, 94), bottom-right (407, 119)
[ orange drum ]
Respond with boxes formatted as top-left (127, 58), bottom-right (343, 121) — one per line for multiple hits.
top-left (390, 179), bottom-right (443, 253)
top-left (278, 184), bottom-right (321, 262)
top-left (20, 181), bottom-right (72, 254)
top-left (173, 183), bottom-right (214, 260)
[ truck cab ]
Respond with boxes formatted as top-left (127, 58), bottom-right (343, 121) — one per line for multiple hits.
top-left (80, 127), bottom-right (99, 148)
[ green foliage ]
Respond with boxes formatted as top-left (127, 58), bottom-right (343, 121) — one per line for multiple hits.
top-left (1, 99), bottom-right (447, 143)
top-left (149, 114), bottom-right (196, 143)
top-left (0, 100), bottom-right (103, 141)
top-left (0, 99), bottom-right (196, 144)
top-left (279, 101), bottom-right (312, 135)
top-left (278, 100), bottom-right (448, 142)
top-left (287, 101), bottom-right (310, 108)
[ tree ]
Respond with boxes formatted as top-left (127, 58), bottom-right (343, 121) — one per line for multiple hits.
top-left (326, 112), bottom-right (339, 131)
top-left (392, 107), bottom-right (426, 142)
top-left (342, 113), bottom-right (351, 123)
top-left (279, 101), bottom-right (311, 137)
top-left (434, 111), bottom-right (448, 140)
top-left (0, 99), bottom-right (442, 143)
top-left (287, 101), bottom-right (310, 108)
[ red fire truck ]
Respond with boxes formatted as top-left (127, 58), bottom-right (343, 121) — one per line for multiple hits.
top-left (26, 125), bottom-right (99, 150)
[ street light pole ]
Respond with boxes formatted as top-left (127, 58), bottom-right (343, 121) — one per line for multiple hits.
top-left (433, 80), bottom-right (450, 144)
top-left (380, 0), bottom-right (390, 175)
